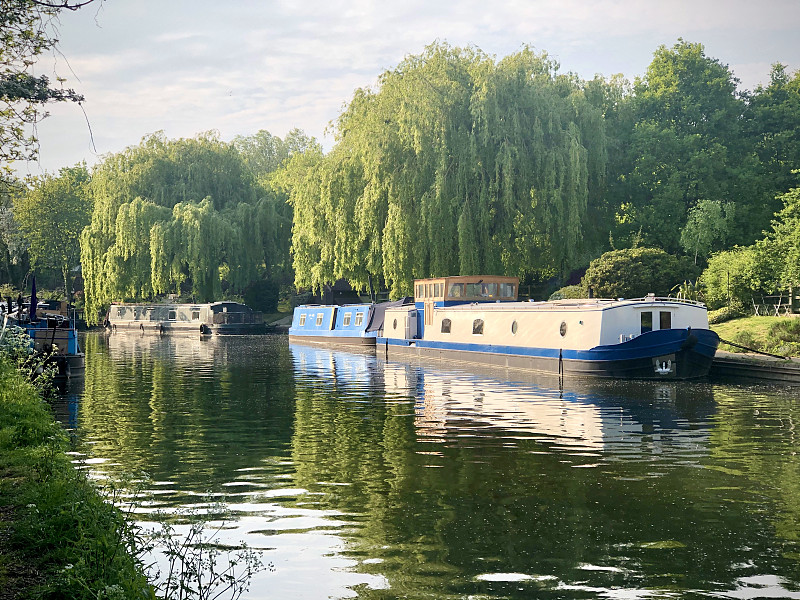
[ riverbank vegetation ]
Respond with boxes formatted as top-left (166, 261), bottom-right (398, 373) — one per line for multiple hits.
top-left (0, 355), bottom-right (155, 598)
top-left (711, 316), bottom-right (800, 357)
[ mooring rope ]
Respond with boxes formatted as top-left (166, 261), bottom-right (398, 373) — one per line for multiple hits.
top-left (718, 337), bottom-right (789, 360)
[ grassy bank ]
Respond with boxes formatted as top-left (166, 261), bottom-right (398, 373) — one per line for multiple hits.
top-left (710, 315), bottom-right (800, 357)
top-left (0, 358), bottom-right (155, 599)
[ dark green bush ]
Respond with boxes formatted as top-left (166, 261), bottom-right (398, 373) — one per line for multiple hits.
top-left (582, 248), bottom-right (697, 299)
top-left (243, 278), bottom-right (280, 313)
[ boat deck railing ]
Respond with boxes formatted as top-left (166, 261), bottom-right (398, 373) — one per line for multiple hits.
top-left (439, 295), bottom-right (706, 311)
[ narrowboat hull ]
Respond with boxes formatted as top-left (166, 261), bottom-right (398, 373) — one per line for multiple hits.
top-left (379, 328), bottom-right (719, 380)
top-left (110, 321), bottom-right (265, 335)
top-left (288, 333), bottom-right (377, 346)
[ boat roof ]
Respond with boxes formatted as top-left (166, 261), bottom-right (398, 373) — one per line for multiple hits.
top-left (437, 296), bottom-right (707, 311)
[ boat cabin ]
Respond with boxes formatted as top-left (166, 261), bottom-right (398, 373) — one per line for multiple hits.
top-left (414, 275), bottom-right (519, 330)
top-left (414, 275), bottom-right (518, 305)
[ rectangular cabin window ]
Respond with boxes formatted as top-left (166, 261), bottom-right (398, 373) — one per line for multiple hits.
top-left (484, 283), bottom-right (497, 298)
top-left (472, 318), bottom-right (484, 335)
top-left (343, 312), bottom-right (352, 327)
top-left (191, 311), bottom-right (200, 321)
top-left (441, 318), bottom-right (451, 334)
top-left (466, 283), bottom-right (481, 297)
top-left (427, 283), bottom-right (434, 297)
top-left (448, 283), bottom-right (464, 298)
top-left (660, 311), bottom-right (672, 330)
top-left (640, 311), bottom-right (653, 334)
top-left (434, 283), bottom-right (441, 297)
top-left (416, 284), bottom-right (422, 298)
top-left (168, 310), bottom-right (177, 321)
top-left (316, 313), bottom-right (324, 326)
top-left (299, 314), bottom-right (306, 326)
top-left (354, 313), bottom-right (364, 327)
top-left (499, 283), bottom-right (515, 298)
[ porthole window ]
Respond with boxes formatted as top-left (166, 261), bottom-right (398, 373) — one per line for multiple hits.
top-left (393, 318), bottom-right (398, 330)
top-left (559, 321), bottom-right (567, 337)
top-left (511, 320), bottom-right (518, 335)
top-left (441, 318), bottom-right (451, 334)
top-left (472, 318), bottom-right (484, 335)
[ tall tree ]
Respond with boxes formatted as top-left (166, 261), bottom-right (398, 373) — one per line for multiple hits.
top-left (12, 163), bottom-right (91, 298)
top-left (745, 64), bottom-right (800, 212)
top-left (614, 40), bottom-right (754, 251)
top-left (0, 180), bottom-right (30, 286)
top-left (80, 131), bottom-right (302, 323)
top-left (278, 43), bottom-right (607, 297)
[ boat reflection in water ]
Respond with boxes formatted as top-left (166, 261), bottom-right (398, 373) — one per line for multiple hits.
top-left (291, 340), bottom-right (715, 457)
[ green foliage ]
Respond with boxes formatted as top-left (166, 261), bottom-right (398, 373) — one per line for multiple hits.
top-left (611, 40), bottom-right (777, 251)
top-left (671, 278), bottom-right (704, 302)
top-left (680, 199), bottom-right (735, 264)
top-left (12, 164), bottom-right (92, 298)
top-left (243, 278), bottom-right (279, 313)
top-left (707, 300), bottom-right (746, 324)
top-left (80, 131), bottom-right (299, 323)
top-left (761, 179), bottom-right (800, 288)
top-left (548, 284), bottom-right (584, 300)
top-left (277, 42), bottom-right (607, 298)
top-left (0, 324), bottom-right (56, 393)
top-left (1, 181), bottom-right (31, 286)
top-left (702, 245), bottom-right (780, 310)
top-left (581, 247), bottom-right (696, 299)
top-left (745, 64), bottom-right (800, 208)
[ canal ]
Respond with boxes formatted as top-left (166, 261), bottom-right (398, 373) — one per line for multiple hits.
top-left (55, 333), bottom-right (800, 599)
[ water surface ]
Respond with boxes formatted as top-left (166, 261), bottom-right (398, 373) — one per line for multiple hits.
top-left (56, 333), bottom-right (800, 599)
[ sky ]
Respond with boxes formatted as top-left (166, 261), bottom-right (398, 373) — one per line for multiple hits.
top-left (18, 0), bottom-right (800, 177)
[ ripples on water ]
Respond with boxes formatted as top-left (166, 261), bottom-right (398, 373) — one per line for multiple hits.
top-left (55, 333), bottom-right (800, 599)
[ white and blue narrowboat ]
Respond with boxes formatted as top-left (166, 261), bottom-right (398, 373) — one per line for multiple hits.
top-left (289, 299), bottom-right (411, 346)
top-left (378, 275), bottom-right (719, 380)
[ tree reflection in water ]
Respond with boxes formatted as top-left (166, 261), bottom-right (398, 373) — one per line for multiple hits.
top-left (57, 334), bottom-right (800, 600)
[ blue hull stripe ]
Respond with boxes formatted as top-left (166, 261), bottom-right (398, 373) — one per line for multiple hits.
top-left (378, 328), bottom-right (718, 362)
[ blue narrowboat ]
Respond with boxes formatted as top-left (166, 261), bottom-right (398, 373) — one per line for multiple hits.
top-left (289, 300), bottom-right (410, 346)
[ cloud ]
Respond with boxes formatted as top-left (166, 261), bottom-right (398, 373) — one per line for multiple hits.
top-left (18, 0), bottom-right (800, 175)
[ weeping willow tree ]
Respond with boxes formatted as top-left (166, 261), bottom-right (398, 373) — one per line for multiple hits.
top-left (81, 131), bottom-right (293, 323)
top-left (277, 43), bottom-right (607, 297)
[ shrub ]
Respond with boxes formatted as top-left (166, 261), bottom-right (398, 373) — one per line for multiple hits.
top-left (708, 299), bottom-right (746, 324)
top-left (582, 247), bottom-right (697, 299)
top-left (548, 285), bottom-right (584, 301)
